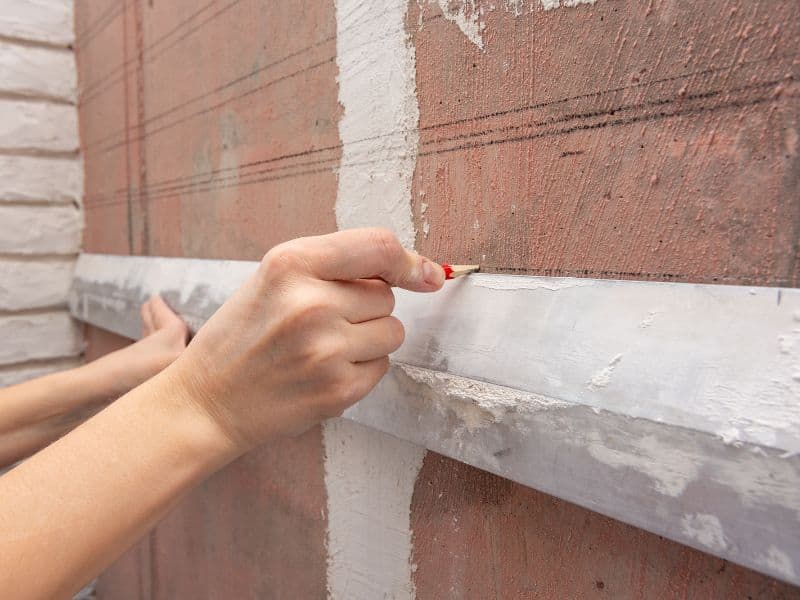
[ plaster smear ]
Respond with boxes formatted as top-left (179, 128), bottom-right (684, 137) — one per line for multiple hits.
top-left (757, 546), bottom-right (797, 581)
top-left (587, 353), bottom-right (623, 391)
top-left (327, 2), bottom-right (424, 598)
top-left (429, 1), bottom-right (599, 49)
top-left (681, 513), bottom-right (728, 554)
top-left (541, 0), bottom-right (596, 10)
top-left (434, 1), bottom-right (487, 49)
top-left (323, 420), bottom-right (425, 599)
top-left (473, 273), bottom-right (594, 291)
top-left (396, 362), bottom-right (568, 432)
top-left (585, 432), bottom-right (701, 497)
top-left (334, 0), bottom-right (419, 249)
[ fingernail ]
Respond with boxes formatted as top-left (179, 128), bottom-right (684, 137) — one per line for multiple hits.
top-left (422, 259), bottom-right (445, 288)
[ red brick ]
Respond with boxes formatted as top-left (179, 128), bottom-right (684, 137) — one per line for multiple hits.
top-left (411, 452), bottom-right (800, 599)
top-left (148, 428), bottom-right (328, 599)
top-left (411, 1), bottom-right (799, 286)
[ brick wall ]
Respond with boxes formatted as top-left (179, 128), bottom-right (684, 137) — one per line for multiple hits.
top-left (0, 0), bottom-right (83, 388)
top-left (76, 1), bottom-right (800, 598)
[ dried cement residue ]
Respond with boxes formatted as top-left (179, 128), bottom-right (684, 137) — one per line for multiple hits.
top-left (395, 362), bottom-right (568, 432)
top-left (681, 513), bottom-right (729, 553)
top-left (587, 353), bottom-right (623, 391)
top-left (429, 0), bottom-right (600, 49)
top-left (323, 419), bottom-right (425, 600)
top-left (540, 0), bottom-right (596, 10)
top-left (334, 0), bottom-right (419, 248)
top-left (472, 273), bottom-right (595, 291)
top-left (326, 2), bottom-right (424, 598)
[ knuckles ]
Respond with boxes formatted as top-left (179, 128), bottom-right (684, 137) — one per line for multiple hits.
top-left (368, 228), bottom-right (403, 266)
top-left (386, 316), bottom-right (405, 350)
top-left (378, 283), bottom-right (396, 315)
top-left (259, 243), bottom-right (307, 284)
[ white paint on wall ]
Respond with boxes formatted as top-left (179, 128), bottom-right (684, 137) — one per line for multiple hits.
top-left (397, 362), bottom-right (567, 432)
top-left (323, 420), bottom-right (425, 600)
top-left (474, 273), bottom-right (593, 291)
top-left (434, 0), bottom-right (486, 50)
top-left (0, 99), bottom-right (79, 153)
top-left (0, 259), bottom-right (74, 310)
top-left (0, 155), bottom-right (82, 203)
top-left (540, 0), bottom-right (597, 10)
top-left (0, 5), bottom-right (82, 389)
top-left (587, 353), bottom-right (623, 391)
top-left (328, 1), bottom-right (424, 597)
top-left (586, 432), bottom-right (700, 497)
top-left (0, 41), bottom-right (76, 102)
top-left (0, 0), bottom-right (74, 47)
top-left (681, 513), bottom-right (728, 553)
top-left (0, 312), bottom-right (83, 366)
top-left (757, 546), bottom-right (797, 581)
top-left (0, 205), bottom-right (82, 254)
top-left (334, 0), bottom-right (419, 249)
top-left (429, 1), bottom-right (599, 49)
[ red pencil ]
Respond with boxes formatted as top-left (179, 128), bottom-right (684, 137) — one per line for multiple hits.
top-left (441, 264), bottom-right (480, 280)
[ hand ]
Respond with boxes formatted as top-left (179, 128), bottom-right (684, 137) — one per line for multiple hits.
top-left (169, 228), bottom-right (445, 454)
top-left (92, 295), bottom-right (189, 399)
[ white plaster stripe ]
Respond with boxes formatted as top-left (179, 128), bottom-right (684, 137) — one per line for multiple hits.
top-left (0, 311), bottom-right (83, 365)
top-left (328, 1), bottom-right (424, 597)
top-left (0, 41), bottom-right (77, 103)
top-left (0, 99), bottom-right (79, 153)
top-left (333, 0), bottom-right (419, 249)
top-left (0, 155), bottom-right (82, 203)
top-left (0, 204), bottom-right (82, 255)
top-left (69, 253), bottom-right (800, 585)
top-left (322, 420), bottom-right (425, 599)
top-left (0, 0), bottom-right (75, 47)
top-left (0, 259), bottom-right (74, 310)
top-left (430, 1), bottom-right (599, 50)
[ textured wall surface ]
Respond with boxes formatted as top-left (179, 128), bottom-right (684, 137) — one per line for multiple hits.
top-left (76, 0), bottom-right (799, 598)
top-left (0, 0), bottom-right (83, 388)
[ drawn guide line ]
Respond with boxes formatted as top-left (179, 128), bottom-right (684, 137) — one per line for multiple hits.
top-left (83, 77), bottom-right (795, 209)
top-left (82, 46), bottom-right (795, 202)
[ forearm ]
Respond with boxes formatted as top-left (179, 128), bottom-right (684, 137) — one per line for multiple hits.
top-left (0, 364), bottom-right (117, 468)
top-left (0, 368), bottom-right (236, 599)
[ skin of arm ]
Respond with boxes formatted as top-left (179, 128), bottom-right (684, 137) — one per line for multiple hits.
top-left (0, 296), bottom-right (188, 469)
top-left (0, 228), bottom-right (446, 599)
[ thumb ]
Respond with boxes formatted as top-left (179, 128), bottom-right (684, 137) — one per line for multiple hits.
top-left (295, 228), bottom-right (446, 292)
top-left (388, 247), bottom-right (446, 292)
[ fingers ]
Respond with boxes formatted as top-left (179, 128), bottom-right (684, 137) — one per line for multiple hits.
top-left (345, 356), bottom-right (391, 404)
top-left (290, 228), bottom-right (446, 292)
top-left (148, 294), bottom-right (183, 330)
top-left (345, 316), bottom-right (404, 362)
top-left (332, 279), bottom-right (395, 323)
top-left (140, 300), bottom-right (155, 336)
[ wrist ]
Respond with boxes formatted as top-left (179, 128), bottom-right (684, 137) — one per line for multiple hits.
top-left (146, 363), bottom-right (242, 471)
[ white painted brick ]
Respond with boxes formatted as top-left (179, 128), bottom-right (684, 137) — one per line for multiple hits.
top-left (0, 205), bottom-right (82, 254)
top-left (0, 41), bottom-right (76, 102)
top-left (0, 99), bottom-right (78, 152)
top-left (0, 259), bottom-right (73, 310)
top-left (0, 311), bottom-right (82, 365)
top-left (0, 0), bottom-right (74, 47)
top-left (0, 155), bottom-right (82, 203)
top-left (0, 356), bottom-right (81, 387)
